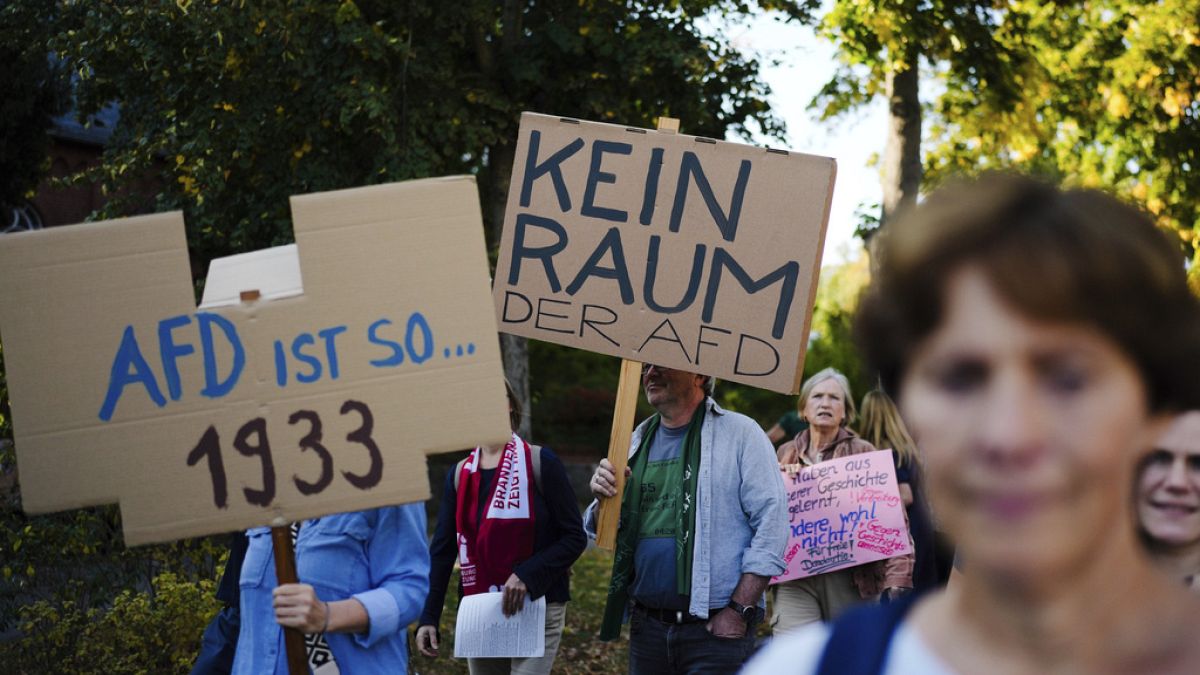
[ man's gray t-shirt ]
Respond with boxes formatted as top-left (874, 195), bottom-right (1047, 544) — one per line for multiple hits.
top-left (629, 423), bottom-right (690, 611)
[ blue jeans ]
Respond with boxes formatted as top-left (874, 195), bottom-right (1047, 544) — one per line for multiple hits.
top-left (628, 608), bottom-right (756, 675)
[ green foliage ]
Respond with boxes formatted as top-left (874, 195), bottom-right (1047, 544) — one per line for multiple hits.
top-left (0, 500), bottom-right (226, 632)
top-left (0, 571), bottom-right (221, 675)
top-left (924, 0), bottom-right (1200, 288)
top-left (812, 0), bottom-right (1019, 121)
top-left (0, 4), bottom-right (68, 206)
top-left (41, 0), bottom-right (805, 265)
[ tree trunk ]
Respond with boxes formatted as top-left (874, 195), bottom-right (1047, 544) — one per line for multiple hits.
top-left (486, 139), bottom-right (531, 438)
top-left (873, 48), bottom-right (922, 275)
top-left (500, 333), bottom-right (531, 438)
top-left (880, 51), bottom-right (922, 228)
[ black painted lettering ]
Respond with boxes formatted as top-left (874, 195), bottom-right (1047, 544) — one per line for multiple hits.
top-left (695, 324), bottom-right (732, 367)
top-left (579, 304), bottom-right (620, 347)
top-left (702, 248), bottom-right (799, 339)
top-left (507, 213), bottom-right (569, 290)
top-left (734, 333), bottom-right (781, 377)
top-left (639, 147), bottom-right (665, 226)
top-left (234, 417), bottom-right (276, 507)
top-left (187, 425), bottom-right (227, 509)
top-left (643, 235), bottom-right (706, 313)
top-left (565, 227), bottom-right (634, 304)
top-left (341, 400), bottom-right (383, 490)
top-left (581, 140), bottom-right (632, 222)
top-left (289, 410), bottom-right (333, 495)
top-left (501, 291), bottom-right (534, 324)
top-left (535, 297), bottom-right (575, 335)
top-left (637, 318), bottom-right (693, 363)
top-left (518, 130), bottom-right (584, 212)
top-left (668, 152), bottom-right (752, 242)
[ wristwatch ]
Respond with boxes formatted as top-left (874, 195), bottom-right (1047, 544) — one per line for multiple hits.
top-left (725, 599), bottom-right (764, 626)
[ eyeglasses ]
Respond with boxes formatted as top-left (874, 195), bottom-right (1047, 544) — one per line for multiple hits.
top-left (641, 363), bottom-right (671, 375)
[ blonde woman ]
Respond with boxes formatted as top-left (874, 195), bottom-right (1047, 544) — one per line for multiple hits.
top-left (773, 368), bottom-right (914, 634)
top-left (859, 389), bottom-right (939, 591)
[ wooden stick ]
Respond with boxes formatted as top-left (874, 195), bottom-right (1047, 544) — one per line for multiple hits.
top-left (595, 116), bottom-right (680, 551)
top-left (271, 525), bottom-right (309, 675)
top-left (595, 358), bottom-right (643, 550)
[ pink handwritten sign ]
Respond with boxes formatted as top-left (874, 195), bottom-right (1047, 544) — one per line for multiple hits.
top-left (770, 450), bottom-right (912, 584)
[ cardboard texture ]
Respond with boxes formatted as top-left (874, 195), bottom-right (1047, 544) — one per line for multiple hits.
top-left (493, 112), bottom-right (836, 394)
top-left (772, 451), bottom-right (913, 584)
top-left (0, 177), bottom-right (510, 545)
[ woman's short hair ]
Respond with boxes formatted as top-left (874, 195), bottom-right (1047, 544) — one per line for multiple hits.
top-left (797, 367), bottom-right (856, 427)
top-left (856, 172), bottom-right (1200, 413)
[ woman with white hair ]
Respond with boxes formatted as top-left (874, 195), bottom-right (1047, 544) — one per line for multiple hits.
top-left (773, 368), bottom-right (914, 634)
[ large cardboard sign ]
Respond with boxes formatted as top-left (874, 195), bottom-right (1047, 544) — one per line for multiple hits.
top-left (771, 450), bottom-right (912, 584)
top-left (493, 113), bottom-right (836, 393)
top-left (0, 177), bottom-right (511, 545)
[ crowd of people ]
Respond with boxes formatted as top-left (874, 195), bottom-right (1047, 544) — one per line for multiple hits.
top-left (189, 173), bottom-right (1200, 674)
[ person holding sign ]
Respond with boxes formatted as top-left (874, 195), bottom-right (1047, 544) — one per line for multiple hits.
top-left (587, 365), bottom-right (788, 675)
top-left (416, 382), bottom-right (586, 674)
top-left (1138, 411), bottom-right (1200, 591)
top-left (745, 173), bottom-right (1200, 673)
top-left (772, 369), bottom-right (914, 634)
top-left (231, 504), bottom-right (430, 674)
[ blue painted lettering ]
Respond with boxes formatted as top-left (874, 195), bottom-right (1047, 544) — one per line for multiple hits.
top-left (197, 313), bottom-right (245, 398)
top-left (98, 325), bottom-right (167, 421)
top-left (367, 318), bottom-right (405, 367)
top-left (157, 314), bottom-right (194, 401)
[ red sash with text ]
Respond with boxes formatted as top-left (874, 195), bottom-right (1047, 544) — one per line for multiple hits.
top-left (455, 434), bottom-right (537, 594)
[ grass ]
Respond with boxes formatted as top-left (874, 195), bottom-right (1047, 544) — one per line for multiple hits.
top-left (411, 547), bottom-right (628, 675)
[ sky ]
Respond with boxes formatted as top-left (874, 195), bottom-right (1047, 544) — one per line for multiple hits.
top-left (723, 12), bottom-right (888, 267)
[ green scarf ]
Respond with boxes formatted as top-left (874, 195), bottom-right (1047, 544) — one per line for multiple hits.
top-left (599, 401), bottom-right (705, 641)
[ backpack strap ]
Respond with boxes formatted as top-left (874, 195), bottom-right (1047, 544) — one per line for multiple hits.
top-left (815, 592), bottom-right (923, 675)
top-left (452, 445), bottom-right (542, 494)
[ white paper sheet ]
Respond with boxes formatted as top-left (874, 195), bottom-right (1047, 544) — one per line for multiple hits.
top-left (453, 593), bottom-right (546, 659)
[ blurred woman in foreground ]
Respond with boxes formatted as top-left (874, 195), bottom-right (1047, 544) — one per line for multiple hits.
top-left (746, 173), bottom-right (1200, 673)
top-left (1138, 411), bottom-right (1200, 590)
top-left (859, 389), bottom-right (939, 592)
top-left (773, 368), bottom-right (913, 633)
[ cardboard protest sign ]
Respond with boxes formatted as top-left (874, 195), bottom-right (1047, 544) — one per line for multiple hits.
top-left (0, 177), bottom-right (511, 546)
top-left (493, 112), bottom-right (836, 394)
top-left (772, 450), bottom-right (912, 583)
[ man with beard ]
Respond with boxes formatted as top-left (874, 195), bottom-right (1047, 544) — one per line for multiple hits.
top-left (587, 365), bottom-right (788, 674)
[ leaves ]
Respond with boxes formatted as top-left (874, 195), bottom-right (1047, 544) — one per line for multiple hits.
top-left (924, 0), bottom-right (1200, 285)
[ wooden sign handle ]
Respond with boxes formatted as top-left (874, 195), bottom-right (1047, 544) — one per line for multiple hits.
top-left (595, 359), bottom-right (643, 550)
top-left (595, 116), bottom-right (680, 551)
top-left (271, 525), bottom-right (309, 675)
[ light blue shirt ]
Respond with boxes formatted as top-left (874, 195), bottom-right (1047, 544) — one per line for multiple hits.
top-left (585, 398), bottom-right (788, 618)
top-left (232, 505), bottom-right (430, 675)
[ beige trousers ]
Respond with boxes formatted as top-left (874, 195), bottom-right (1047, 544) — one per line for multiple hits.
top-left (771, 568), bottom-right (863, 636)
top-left (467, 602), bottom-right (567, 675)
